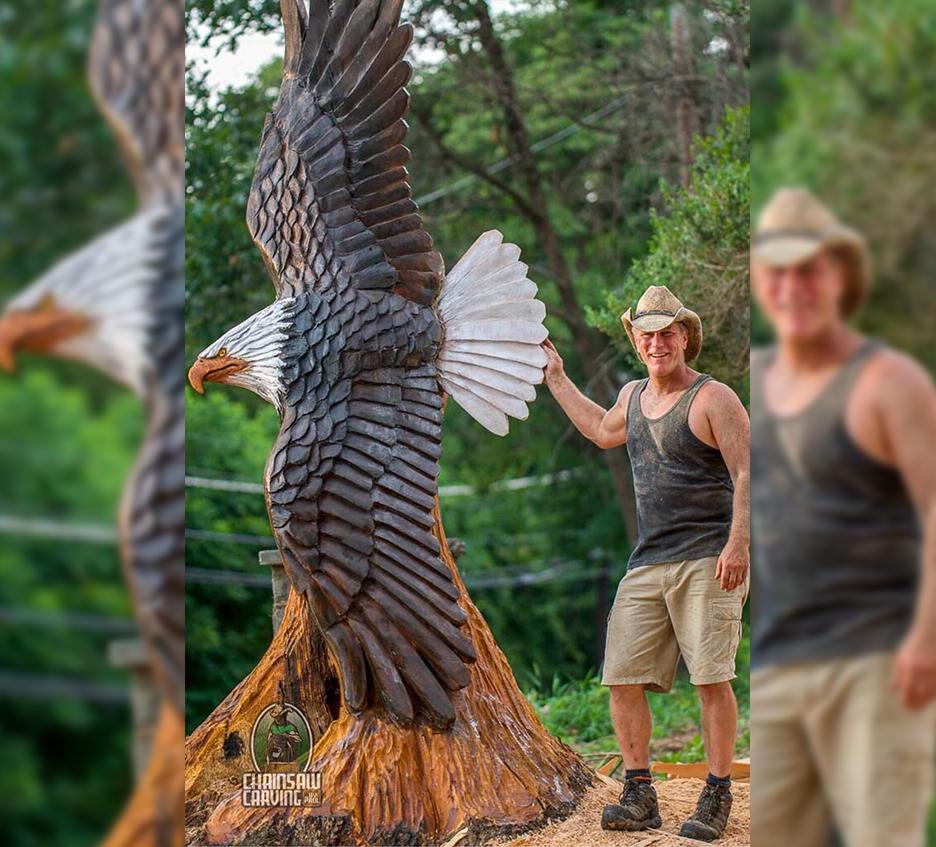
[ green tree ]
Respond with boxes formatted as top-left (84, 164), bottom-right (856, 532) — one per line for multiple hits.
top-left (589, 106), bottom-right (750, 401)
top-left (751, 1), bottom-right (936, 365)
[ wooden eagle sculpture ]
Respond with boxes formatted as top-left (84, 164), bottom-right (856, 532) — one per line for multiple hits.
top-left (0, 0), bottom-right (185, 788)
top-left (189, 0), bottom-right (548, 731)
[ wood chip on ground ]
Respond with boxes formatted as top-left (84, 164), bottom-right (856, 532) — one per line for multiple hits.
top-left (493, 777), bottom-right (749, 847)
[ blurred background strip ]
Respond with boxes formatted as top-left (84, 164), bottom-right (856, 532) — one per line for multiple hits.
top-left (0, 1), bottom-right (184, 846)
top-left (751, 1), bottom-right (936, 844)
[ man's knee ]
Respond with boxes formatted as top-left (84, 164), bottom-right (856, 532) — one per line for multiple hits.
top-left (610, 683), bottom-right (647, 703)
top-left (695, 680), bottom-right (735, 704)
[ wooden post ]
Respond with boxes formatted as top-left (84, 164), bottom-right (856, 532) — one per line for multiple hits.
top-left (258, 549), bottom-right (291, 634)
top-left (108, 637), bottom-right (160, 781)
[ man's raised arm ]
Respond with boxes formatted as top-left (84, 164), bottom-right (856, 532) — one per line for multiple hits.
top-left (541, 339), bottom-right (631, 449)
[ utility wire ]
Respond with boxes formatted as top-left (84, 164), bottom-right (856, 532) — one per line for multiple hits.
top-left (186, 559), bottom-right (613, 591)
top-left (0, 671), bottom-right (129, 704)
top-left (186, 567), bottom-right (270, 587)
top-left (184, 467), bottom-right (582, 498)
top-left (0, 514), bottom-right (116, 543)
top-left (0, 607), bottom-right (136, 634)
top-left (185, 527), bottom-right (270, 546)
top-left (414, 94), bottom-right (629, 206)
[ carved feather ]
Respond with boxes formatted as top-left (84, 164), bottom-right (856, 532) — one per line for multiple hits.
top-left (88, 0), bottom-right (184, 206)
top-left (247, 0), bottom-right (443, 304)
top-left (435, 231), bottom-right (549, 435)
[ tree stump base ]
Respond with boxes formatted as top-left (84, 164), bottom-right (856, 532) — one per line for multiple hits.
top-left (186, 507), bottom-right (594, 845)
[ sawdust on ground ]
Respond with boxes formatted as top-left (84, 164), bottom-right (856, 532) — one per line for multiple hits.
top-left (493, 777), bottom-right (750, 847)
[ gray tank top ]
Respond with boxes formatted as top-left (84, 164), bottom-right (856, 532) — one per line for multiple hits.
top-left (750, 342), bottom-right (920, 669)
top-left (626, 374), bottom-right (734, 568)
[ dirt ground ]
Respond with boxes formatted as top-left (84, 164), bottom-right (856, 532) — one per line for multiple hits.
top-left (494, 776), bottom-right (750, 847)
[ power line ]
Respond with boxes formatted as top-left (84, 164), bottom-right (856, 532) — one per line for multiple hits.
top-left (0, 468), bottom-right (585, 545)
top-left (0, 514), bottom-right (116, 543)
top-left (185, 528), bottom-right (269, 546)
top-left (186, 567), bottom-right (269, 588)
top-left (414, 94), bottom-right (629, 206)
top-left (186, 559), bottom-right (613, 591)
top-left (0, 671), bottom-right (129, 704)
top-left (185, 475), bottom-right (262, 494)
top-left (184, 467), bottom-right (582, 498)
top-left (0, 607), bottom-right (136, 635)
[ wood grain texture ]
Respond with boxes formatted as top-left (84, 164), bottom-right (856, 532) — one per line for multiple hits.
top-left (185, 509), bottom-right (593, 845)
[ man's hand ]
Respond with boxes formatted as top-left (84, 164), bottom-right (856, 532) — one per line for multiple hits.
top-left (892, 627), bottom-right (936, 710)
top-left (542, 339), bottom-right (565, 387)
top-left (715, 541), bottom-right (749, 592)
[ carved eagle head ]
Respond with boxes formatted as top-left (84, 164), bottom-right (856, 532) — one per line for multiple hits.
top-left (188, 296), bottom-right (301, 413)
top-left (0, 208), bottom-right (169, 396)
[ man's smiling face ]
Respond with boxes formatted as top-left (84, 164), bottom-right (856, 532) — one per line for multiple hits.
top-left (634, 324), bottom-right (688, 377)
top-left (752, 248), bottom-right (846, 344)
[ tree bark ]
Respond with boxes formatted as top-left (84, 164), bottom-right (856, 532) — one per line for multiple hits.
top-left (185, 504), bottom-right (593, 845)
top-left (670, 4), bottom-right (697, 189)
top-left (465, 0), bottom-right (639, 543)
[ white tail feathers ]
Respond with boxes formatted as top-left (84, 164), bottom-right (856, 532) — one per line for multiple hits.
top-left (436, 230), bottom-right (548, 436)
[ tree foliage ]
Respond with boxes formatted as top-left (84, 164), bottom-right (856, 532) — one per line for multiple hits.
top-left (751, 0), bottom-right (936, 366)
top-left (589, 106), bottom-right (750, 401)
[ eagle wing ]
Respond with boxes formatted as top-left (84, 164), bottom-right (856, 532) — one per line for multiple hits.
top-left (246, 0), bottom-right (444, 304)
top-left (268, 353), bottom-right (475, 730)
top-left (258, 1), bottom-right (474, 729)
top-left (88, 0), bottom-right (184, 206)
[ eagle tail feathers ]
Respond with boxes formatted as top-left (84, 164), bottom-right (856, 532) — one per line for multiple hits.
top-left (436, 231), bottom-right (548, 436)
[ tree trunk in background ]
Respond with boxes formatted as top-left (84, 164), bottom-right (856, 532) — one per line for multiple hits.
top-left (469, 0), bottom-right (639, 544)
top-left (670, 3), bottom-right (697, 189)
top-left (831, 0), bottom-right (852, 20)
top-left (185, 504), bottom-right (593, 845)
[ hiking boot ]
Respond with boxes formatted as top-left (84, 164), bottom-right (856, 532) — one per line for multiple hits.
top-left (678, 782), bottom-right (733, 842)
top-left (601, 777), bottom-right (662, 831)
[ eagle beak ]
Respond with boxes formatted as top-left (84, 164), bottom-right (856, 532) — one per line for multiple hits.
top-left (0, 307), bottom-right (89, 373)
top-left (188, 355), bottom-right (248, 394)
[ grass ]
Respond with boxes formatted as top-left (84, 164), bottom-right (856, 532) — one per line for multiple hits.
top-left (523, 636), bottom-right (936, 844)
top-left (525, 633), bottom-right (751, 764)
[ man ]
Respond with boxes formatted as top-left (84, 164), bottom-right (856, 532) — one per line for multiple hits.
top-left (750, 188), bottom-right (936, 847)
top-left (265, 704), bottom-right (303, 769)
top-left (543, 285), bottom-right (750, 842)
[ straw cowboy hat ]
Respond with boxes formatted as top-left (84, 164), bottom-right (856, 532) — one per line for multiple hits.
top-left (270, 704), bottom-right (291, 721)
top-left (752, 187), bottom-right (870, 316)
top-left (620, 285), bottom-right (703, 362)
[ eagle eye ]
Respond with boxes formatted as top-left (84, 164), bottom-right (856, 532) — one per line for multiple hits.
top-left (38, 293), bottom-right (57, 311)
top-left (217, 347), bottom-right (227, 358)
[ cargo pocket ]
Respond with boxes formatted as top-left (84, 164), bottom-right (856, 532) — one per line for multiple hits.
top-left (708, 599), bottom-right (743, 667)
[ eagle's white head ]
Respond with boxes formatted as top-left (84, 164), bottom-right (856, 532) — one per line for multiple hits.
top-left (0, 207), bottom-right (166, 396)
top-left (188, 297), bottom-right (297, 413)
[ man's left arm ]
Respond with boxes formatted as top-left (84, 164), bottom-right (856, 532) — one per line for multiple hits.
top-left (876, 354), bottom-right (936, 710)
top-left (705, 383), bottom-right (751, 593)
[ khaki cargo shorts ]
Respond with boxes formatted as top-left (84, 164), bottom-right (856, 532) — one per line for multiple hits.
top-left (601, 556), bottom-right (747, 691)
top-left (751, 653), bottom-right (936, 847)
